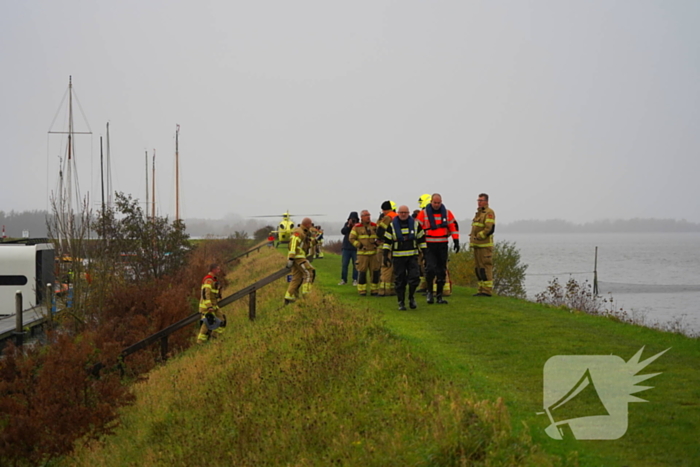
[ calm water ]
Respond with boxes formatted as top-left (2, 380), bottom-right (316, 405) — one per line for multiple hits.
top-left (501, 232), bottom-right (700, 334)
top-left (327, 232), bottom-right (700, 334)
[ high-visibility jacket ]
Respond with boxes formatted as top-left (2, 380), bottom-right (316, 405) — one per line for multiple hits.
top-left (416, 207), bottom-right (459, 243)
top-left (199, 273), bottom-right (221, 312)
top-left (383, 217), bottom-right (427, 257)
top-left (307, 227), bottom-right (319, 255)
top-left (376, 211), bottom-right (397, 240)
top-left (470, 206), bottom-right (496, 247)
top-left (288, 226), bottom-right (309, 259)
top-left (350, 222), bottom-right (379, 255)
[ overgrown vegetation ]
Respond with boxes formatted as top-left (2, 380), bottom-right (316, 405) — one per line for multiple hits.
top-left (94, 192), bottom-right (192, 283)
top-left (0, 195), bottom-right (247, 466)
top-left (253, 224), bottom-right (275, 241)
top-left (323, 239), bottom-right (343, 255)
top-left (535, 277), bottom-right (699, 338)
top-left (450, 240), bottom-right (528, 298)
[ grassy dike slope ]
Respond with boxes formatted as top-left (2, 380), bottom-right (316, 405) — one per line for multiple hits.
top-left (63, 247), bottom-right (553, 466)
top-left (315, 254), bottom-right (700, 466)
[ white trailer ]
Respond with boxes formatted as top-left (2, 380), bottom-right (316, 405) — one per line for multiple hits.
top-left (0, 243), bottom-right (55, 315)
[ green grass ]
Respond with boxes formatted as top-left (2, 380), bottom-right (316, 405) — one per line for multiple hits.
top-left (60, 250), bottom-right (699, 466)
top-left (314, 253), bottom-right (700, 466)
top-left (62, 249), bottom-right (553, 466)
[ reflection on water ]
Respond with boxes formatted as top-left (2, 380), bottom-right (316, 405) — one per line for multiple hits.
top-left (501, 232), bottom-right (700, 334)
top-left (326, 232), bottom-right (700, 333)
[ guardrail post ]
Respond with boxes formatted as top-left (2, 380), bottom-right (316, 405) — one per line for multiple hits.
top-left (249, 290), bottom-right (256, 321)
top-left (14, 291), bottom-right (24, 347)
top-left (160, 336), bottom-right (168, 361)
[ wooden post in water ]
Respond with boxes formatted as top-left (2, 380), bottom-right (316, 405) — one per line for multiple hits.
top-left (14, 291), bottom-right (24, 347)
top-left (593, 246), bottom-right (599, 295)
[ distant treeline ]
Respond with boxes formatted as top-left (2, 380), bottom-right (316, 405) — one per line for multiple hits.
top-left (0, 209), bottom-right (273, 239)
top-left (4, 210), bottom-right (700, 238)
top-left (498, 218), bottom-right (700, 233)
top-left (0, 210), bottom-right (50, 238)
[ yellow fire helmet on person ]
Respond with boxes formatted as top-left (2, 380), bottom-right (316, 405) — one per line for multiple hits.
top-left (418, 194), bottom-right (431, 209)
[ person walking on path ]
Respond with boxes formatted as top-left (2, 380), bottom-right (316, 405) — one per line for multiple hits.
top-left (339, 211), bottom-right (360, 286)
top-left (197, 263), bottom-right (226, 343)
top-left (470, 193), bottom-right (496, 297)
top-left (383, 205), bottom-right (426, 310)
top-left (416, 193), bottom-right (459, 304)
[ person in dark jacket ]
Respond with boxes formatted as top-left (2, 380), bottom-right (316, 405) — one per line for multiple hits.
top-left (339, 211), bottom-right (360, 285)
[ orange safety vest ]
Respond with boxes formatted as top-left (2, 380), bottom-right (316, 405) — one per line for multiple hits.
top-left (416, 207), bottom-right (459, 243)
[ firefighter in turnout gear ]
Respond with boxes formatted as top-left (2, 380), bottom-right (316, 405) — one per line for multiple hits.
top-left (383, 205), bottom-right (427, 310)
top-left (284, 218), bottom-right (316, 304)
top-left (307, 225), bottom-right (319, 258)
top-left (198, 264), bottom-right (226, 343)
top-left (470, 193), bottom-right (496, 296)
top-left (349, 210), bottom-right (380, 296)
top-left (416, 193), bottom-right (459, 304)
top-left (315, 225), bottom-right (325, 258)
top-left (375, 200), bottom-right (397, 296)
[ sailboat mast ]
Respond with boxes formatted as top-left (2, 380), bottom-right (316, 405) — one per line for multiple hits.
top-left (106, 122), bottom-right (112, 207)
top-left (175, 124), bottom-right (180, 222)
top-left (145, 150), bottom-right (149, 220)
top-left (65, 75), bottom-right (77, 250)
top-left (100, 136), bottom-right (105, 212)
top-left (152, 149), bottom-right (156, 220)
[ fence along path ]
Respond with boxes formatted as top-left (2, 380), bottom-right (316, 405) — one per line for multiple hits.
top-left (95, 241), bottom-right (287, 373)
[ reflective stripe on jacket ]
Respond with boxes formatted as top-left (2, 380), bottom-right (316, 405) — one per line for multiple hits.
top-left (199, 273), bottom-right (220, 311)
top-left (350, 222), bottom-right (379, 255)
top-left (470, 207), bottom-right (496, 247)
top-left (383, 219), bottom-right (427, 257)
top-left (416, 208), bottom-right (459, 243)
top-left (288, 226), bottom-right (309, 259)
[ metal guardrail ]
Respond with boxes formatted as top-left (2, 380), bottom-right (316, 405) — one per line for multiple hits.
top-left (225, 241), bottom-right (268, 265)
top-left (117, 267), bottom-right (289, 364)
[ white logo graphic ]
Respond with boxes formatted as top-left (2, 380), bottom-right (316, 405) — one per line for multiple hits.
top-left (540, 347), bottom-right (669, 440)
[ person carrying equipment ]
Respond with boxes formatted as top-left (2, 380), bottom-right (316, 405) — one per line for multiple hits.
top-left (285, 218), bottom-right (316, 304)
top-left (197, 263), bottom-right (226, 343)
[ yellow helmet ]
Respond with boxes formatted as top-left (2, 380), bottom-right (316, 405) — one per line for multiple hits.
top-left (418, 194), bottom-right (431, 209)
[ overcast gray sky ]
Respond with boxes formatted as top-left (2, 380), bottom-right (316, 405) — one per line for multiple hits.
top-left (2, 0), bottom-right (699, 225)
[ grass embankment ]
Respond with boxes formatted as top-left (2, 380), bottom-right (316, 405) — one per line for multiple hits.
top-left (315, 254), bottom-right (700, 466)
top-left (64, 247), bottom-right (551, 466)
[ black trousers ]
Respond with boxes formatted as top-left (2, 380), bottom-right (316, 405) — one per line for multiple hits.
top-left (393, 255), bottom-right (420, 297)
top-left (425, 242), bottom-right (448, 287)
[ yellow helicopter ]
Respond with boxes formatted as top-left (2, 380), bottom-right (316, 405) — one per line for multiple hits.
top-left (252, 211), bottom-right (324, 244)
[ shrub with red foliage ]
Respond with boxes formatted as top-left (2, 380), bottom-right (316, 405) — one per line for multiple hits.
top-left (0, 239), bottom-right (246, 465)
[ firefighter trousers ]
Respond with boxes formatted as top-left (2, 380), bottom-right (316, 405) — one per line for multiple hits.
top-left (285, 258), bottom-right (315, 302)
top-left (473, 246), bottom-right (493, 295)
top-left (355, 253), bottom-right (379, 295)
top-left (425, 242), bottom-right (449, 294)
